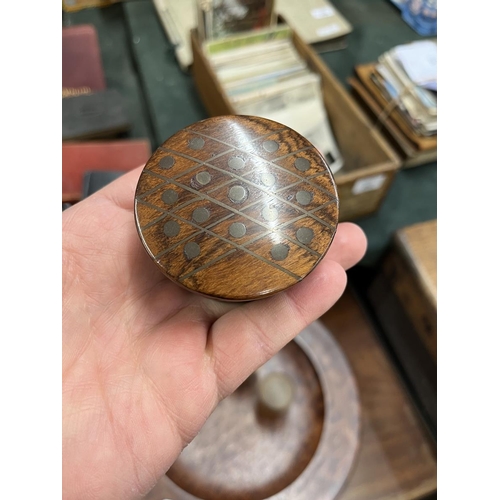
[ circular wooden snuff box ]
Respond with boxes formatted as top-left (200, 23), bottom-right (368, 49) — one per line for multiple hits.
top-left (134, 115), bottom-right (339, 301)
top-left (145, 321), bottom-right (360, 500)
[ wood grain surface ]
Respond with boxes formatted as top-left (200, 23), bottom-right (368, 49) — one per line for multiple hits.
top-left (366, 219), bottom-right (437, 433)
top-left (145, 321), bottom-right (360, 500)
top-left (388, 219), bottom-right (437, 361)
top-left (145, 289), bottom-right (437, 499)
top-left (322, 290), bottom-right (437, 500)
top-left (395, 220), bottom-right (437, 307)
top-left (134, 115), bottom-right (339, 301)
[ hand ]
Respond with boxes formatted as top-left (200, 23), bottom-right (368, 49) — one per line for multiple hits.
top-left (62, 166), bottom-right (367, 500)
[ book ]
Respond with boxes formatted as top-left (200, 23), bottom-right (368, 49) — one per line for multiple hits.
top-left (62, 89), bottom-right (130, 141)
top-left (62, 139), bottom-right (151, 202)
top-left (62, 24), bottom-right (106, 95)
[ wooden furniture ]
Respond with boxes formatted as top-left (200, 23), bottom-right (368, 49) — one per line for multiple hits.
top-left (62, 0), bottom-right (123, 12)
top-left (190, 28), bottom-right (401, 222)
top-left (386, 220), bottom-right (437, 360)
top-left (134, 115), bottom-right (339, 301)
top-left (323, 289), bottom-right (437, 499)
top-left (146, 317), bottom-right (360, 500)
top-left (367, 219), bottom-right (437, 435)
top-left (145, 289), bottom-right (437, 499)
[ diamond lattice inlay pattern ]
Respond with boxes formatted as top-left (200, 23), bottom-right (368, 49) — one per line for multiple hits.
top-left (134, 116), bottom-right (339, 301)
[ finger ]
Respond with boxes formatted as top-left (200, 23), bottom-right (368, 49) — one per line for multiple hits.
top-left (93, 165), bottom-right (145, 211)
top-left (326, 222), bottom-right (367, 270)
top-left (208, 258), bottom-right (347, 397)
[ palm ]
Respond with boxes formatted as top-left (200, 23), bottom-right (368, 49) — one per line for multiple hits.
top-left (62, 167), bottom-right (366, 500)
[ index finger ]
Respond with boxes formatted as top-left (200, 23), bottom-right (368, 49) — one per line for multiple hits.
top-left (92, 165), bottom-right (144, 212)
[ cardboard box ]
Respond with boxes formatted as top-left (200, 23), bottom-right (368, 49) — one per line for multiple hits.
top-left (191, 28), bottom-right (401, 221)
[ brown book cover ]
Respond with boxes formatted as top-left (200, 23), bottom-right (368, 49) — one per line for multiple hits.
top-left (62, 139), bottom-right (152, 202)
top-left (62, 24), bottom-right (106, 94)
top-left (354, 63), bottom-right (437, 151)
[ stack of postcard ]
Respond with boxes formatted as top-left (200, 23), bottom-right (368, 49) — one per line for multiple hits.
top-left (376, 41), bottom-right (437, 136)
top-left (204, 26), bottom-right (344, 173)
top-left (350, 40), bottom-right (437, 168)
top-left (198, 0), bottom-right (276, 41)
top-left (153, 0), bottom-right (351, 70)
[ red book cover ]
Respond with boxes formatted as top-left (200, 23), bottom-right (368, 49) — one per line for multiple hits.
top-left (62, 139), bottom-right (152, 201)
top-left (62, 24), bottom-right (106, 94)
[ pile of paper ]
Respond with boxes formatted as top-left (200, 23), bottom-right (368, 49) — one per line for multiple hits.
top-left (204, 26), bottom-right (343, 173)
top-left (274, 0), bottom-right (352, 49)
top-left (350, 40), bottom-right (437, 168)
top-left (198, 0), bottom-right (275, 41)
top-left (375, 40), bottom-right (437, 137)
top-left (152, 0), bottom-right (351, 70)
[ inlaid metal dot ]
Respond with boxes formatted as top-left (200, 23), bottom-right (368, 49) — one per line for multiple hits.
top-left (229, 222), bottom-right (247, 238)
top-left (262, 206), bottom-right (278, 222)
top-left (228, 185), bottom-right (248, 203)
top-left (192, 207), bottom-right (210, 224)
top-left (184, 242), bottom-right (200, 260)
top-left (296, 190), bottom-right (313, 206)
top-left (271, 244), bottom-right (289, 261)
top-left (195, 171), bottom-right (212, 185)
top-left (159, 156), bottom-right (175, 169)
top-left (296, 227), bottom-right (314, 244)
top-left (228, 156), bottom-right (245, 170)
top-left (263, 140), bottom-right (279, 153)
top-left (162, 189), bottom-right (178, 205)
top-left (294, 157), bottom-right (310, 172)
top-left (188, 137), bottom-right (205, 150)
top-left (163, 220), bottom-right (180, 237)
top-left (260, 172), bottom-right (276, 187)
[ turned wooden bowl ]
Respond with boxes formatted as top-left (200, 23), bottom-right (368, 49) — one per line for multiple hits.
top-left (145, 320), bottom-right (360, 500)
top-left (134, 115), bottom-right (339, 301)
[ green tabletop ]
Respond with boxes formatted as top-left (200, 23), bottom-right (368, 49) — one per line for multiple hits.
top-left (63, 0), bottom-right (437, 268)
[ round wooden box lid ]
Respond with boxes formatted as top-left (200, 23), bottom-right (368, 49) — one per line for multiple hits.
top-left (134, 116), bottom-right (339, 301)
top-left (145, 321), bottom-right (360, 500)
